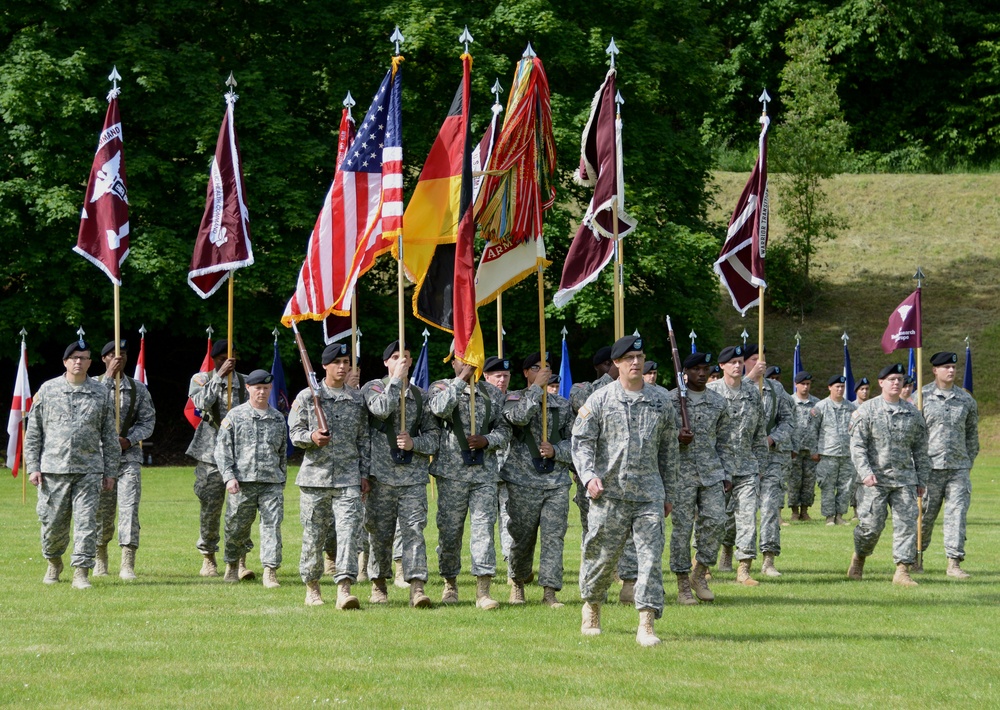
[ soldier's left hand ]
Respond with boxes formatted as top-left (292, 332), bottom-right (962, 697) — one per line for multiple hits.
top-left (810, 453), bottom-right (820, 462)
top-left (663, 502), bottom-right (673, 517)
top-left (678, 427), bottom-right (694, 445)
top-left (397, 432), bottom-right (414, 451)
top-left (347, 367), bottom-right (361, 389)
top-left (532, 366), bottom-right (551, 387)
top-left (361, 478), bottom-right (371, 496)
top-left (467, 434), bottom-right (488, 450)
top-left (105, 355), bottom-right (126, 378)
top-left (539, 441), bottom-right (555, 458)
top-left (119, 436), bottom-right (131, 451)
top-left (226, 480), bottom-right (240, 494)
top-left (767, 435), bottom-right (775, 448)
top-left (917, 486), bottom-right (925, 497)
top-left (102, 476), bottom-right (116, 492)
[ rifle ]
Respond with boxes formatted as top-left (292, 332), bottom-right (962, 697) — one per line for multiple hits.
top-left (290, 321), bottom-right (329, 435)
top-left (665, 316), bottom-right (690, 431)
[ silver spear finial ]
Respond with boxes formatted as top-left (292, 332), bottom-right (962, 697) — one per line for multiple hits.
top-left (390, 26), bottom-right (405, 56)
top-left (606, 37), bottom-right (619, 69)
top-left (459, 26), bottom-right (473, 54)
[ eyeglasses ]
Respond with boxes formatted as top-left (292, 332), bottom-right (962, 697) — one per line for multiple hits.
top-left (68, 356), bottom-right (91, 362)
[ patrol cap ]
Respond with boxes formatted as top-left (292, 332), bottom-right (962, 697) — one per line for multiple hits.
top-left (382, 340), bottom-right (411, 361)
top-left (878, 363), bottom-right (905, 379)
top-left (794, 371), bottom-right (812, 384)
top-left (766, 365), bottom-right (781, 377)
top-left (321, 342), bottom-right (349, 365)
top-left (643, 361), bottom-right (658, 374)
top-left (101, 340), bottom-right (128, 357)
top-left (522, 352), bottom-right (550, 371)
top-left (854, 376), bottom-right (870, 392)
top-left (246, 369), bottom-right (274, 386)
top-left (592, 346), bottom-right (613, 366)
top-left (484, 356), bottom-right (512, 373)
top-left (211, 339), bottom-right (230, 358)
top-left (930, 351), bottom-right (958, 366)
top-left (744, 344), bottom-right (767, 358)
top-left (828, 374), bottom-right (847, 386)
top-left (610, 335), bottom-right (643, 360)
top-left (683, 352), bottom-right (711, 369)
top-left (63, 340), bottom-right (90, 360)
top-left (717, 345), bottom-right (744, 364)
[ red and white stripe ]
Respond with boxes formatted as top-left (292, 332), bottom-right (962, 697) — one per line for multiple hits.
top-left (5, 340), bottom-right (32, 474)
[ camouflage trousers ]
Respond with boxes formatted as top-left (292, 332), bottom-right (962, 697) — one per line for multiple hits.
top-left (574, 479), bottom-right (639, 580)
top-left (365, 480), bottom-right (428, 582)
top-left (854, 483), bottom-right (918, 564)
top-left (817, 456), bottom-right (855, 517)
top-left (506, 483), bottom-right (570, 590)
top-left (920, 468), bottom-right (971, 560)
top-left (580, 497), bottom-right (666, 619)
top-left (786, 452), bottom-right (818, 507)
top-left (759, 454), bottom-right (788, 555)
top-left (325, 503), bottom-right (368, 557)
top-left (435, 478), bottom-right (497, 579)
top-left (498, 482), bottom-right (513, 561)
top-left (194, 461), bottom-right (250, 556)
top-left (96, 461), bottom-right (141, 549)
top-left (723, 474), bottom-right (759, 561)
top-left (669, 480), bottom-right (726, 573)
top-left (224, 481), bottom-right (284, 568)
top-left (37, 473), bottom-right (101, 569)
top-left (300, 485), bottom-right (362, 583)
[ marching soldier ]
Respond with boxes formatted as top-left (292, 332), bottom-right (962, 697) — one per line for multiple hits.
top-left (642, 360), bottom-right (659, 386)
top-left (787, 371), bottom-right (819, 522)
top-left (483, 357), bottom-right (515, 577)
top-left (810, 375), bottom-right (857, 526)
top-left (854, 377), bottom-right (871, 404)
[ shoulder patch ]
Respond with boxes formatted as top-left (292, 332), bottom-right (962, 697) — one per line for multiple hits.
top-left (810, 408), bottom-right (818, 417)
top-left (371, 384), bottom-right (384, 394)
top-left (571, 383), bottom-right (585, 389)
top-left (220, 418), bottom-right (232, 430)
top-left (434, 382), bottom-right (448, 391)
top-left (578, 404), bottom-right (591, 419)
top-left (506, 393), bottom-right (520, 401)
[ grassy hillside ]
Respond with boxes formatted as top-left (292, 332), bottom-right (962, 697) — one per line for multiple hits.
top-left (709, 173), bottom-right (1000, 446)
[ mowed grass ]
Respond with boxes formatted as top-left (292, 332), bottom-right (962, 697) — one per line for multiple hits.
top-left (2, 462), bottom-right (1000, 709)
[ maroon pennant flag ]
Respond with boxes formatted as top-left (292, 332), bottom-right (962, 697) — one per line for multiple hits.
top-left (74, 70), bottom-right (130, 286)
top-left (188, 86), bottom-right (253, 299)
top-left (881, 289), bottom-right (922, 354)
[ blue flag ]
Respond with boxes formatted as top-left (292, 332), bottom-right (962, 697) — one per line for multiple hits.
top-left (843, 342), bottom-right (856, 402)
top-left (411, 339), bottom-right (430, 392)
top-left (907, 348), bottom-right (916, 380)
top-left (793, 342), bottom-right (803, 379)
top-left (269, 339), bottom-right (293, 454)
top-left (963, 345), bottom-right (973, 394)
top-left (559, 338), bottom-right (573, 399)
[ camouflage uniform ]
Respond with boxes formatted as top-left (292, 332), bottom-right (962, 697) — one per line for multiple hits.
top-left (215, 402), bottom-right (288, 568)
top-left (428, 378), bottom-right (511, 579)
top-left (787, 392), bottom-right (820, 508)
top-left (849, 397), bottom-right (930, 563)
top-left (707, 378), bottom-right (768, 561)
top-left (757, 378), bottom-right (794, 556)
top-left (920, 383), bottom-right (979, 561)
top-left (810, 396), bottom-right (857, 517)
top-left (362, 376), bottom-right (439, 583)
top-left (289, 382), bottom-right (369, 583)
top-left (667, 387), bottom-right (733, 573)
top-left (573, 381), bottom-right (679, 619)
top-left (24, 375), bottom-right (119, 568)
top-left (502, 385), bottom-right (574, 589)
top-left (95, 374), bottom-right (156, 550)
top-left (186, 369), bottom-right (249, 554)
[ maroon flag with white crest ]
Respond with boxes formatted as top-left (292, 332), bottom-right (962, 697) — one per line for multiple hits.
top-left (881, 290), bottom-right (922, 354)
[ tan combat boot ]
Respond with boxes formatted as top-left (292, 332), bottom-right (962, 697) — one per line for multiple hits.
top-left (409, 580), bottom-right (431, 608)
top-left (676, 573), bottom-right (698, 605)
top-left (72, 566), bottom-right (92, 590)
top-left (619, 579), bottom-right (636, 605)
top-left (690, 561), bottom-right (715, 601)
top-left (826, 516), bottom-right (836, 526)
top-left (323, 552), bottom-right (337, 577)
top-left (509, 580), bottom-right (526, 605)
top-left (799, 507), bottom-right (812, 521)
top-left (223, 562), bottom-right (240, 583)
top-left (120, 546), bottom-right (137, 581)
top-left (357, 551), bottom-right (369, 583)
top-left (237, 555), bottom-right (255, 581)
top-left (835, 514), bottom-right (849, 526)
top-left (736, 559), bottom-right (759, 586)
top-left (304, 580), bottom-right (324, 606)
top-left (893, 562), bottom-right (918, 587)
top-left (847, 553), bottom-right (865, 580)
top-left (43, 556), bottom-right (64, 585)
top-left (475, 575), bottom-right (499, 610)
top-left (542, 587), bottom-right (564, 608)
top-left (946, 558), bottom-right (970, 579)
top-left (761, 552), bottom-right (782, 577)
top-left (200, 553), bottom-right (219, 578)
top-left (263, 567), bottom-right (280, 588)
top-left (581, 601), bottom-right (601, 636)
top-left (911, 556), bottom-right (924, 574)
top-left (94, 544), bottom-right (109, 576)
top-left (394, 559), bottom-right (408, 589)
top-left (441, 577), bottom-right (459, 604)
top-left (718, 545), bottom-right (734, 572)
top-left (636, 609), bottom-right (661, 647)
top-left (369, 578), bottom-right (388, 604)
top-left (336, 579), bottom-right (360, 609)
top-left (790, 506), bottom-right (800, 522)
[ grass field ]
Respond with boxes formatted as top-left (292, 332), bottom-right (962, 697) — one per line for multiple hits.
top-left (3, 462), bottom-right (1000, 708)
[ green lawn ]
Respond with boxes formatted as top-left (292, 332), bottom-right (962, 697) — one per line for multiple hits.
top-left (2, 460), bottom-right (1000, 708)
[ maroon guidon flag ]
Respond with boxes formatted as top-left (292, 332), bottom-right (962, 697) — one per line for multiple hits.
top-left (74, 69), bottom-right (130, 285)
top-left (714, 113), bottom-right (770, 315)
top-left (188, 84), bottom-right (253, 299)
top-left (881, 289), bottom-right (922, 354)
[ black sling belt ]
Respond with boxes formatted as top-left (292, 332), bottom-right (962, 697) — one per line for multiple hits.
top-left (518, 405), bottom-right (560, 473)
top-left (371, 380), bottom-right (423, 465)
top-left (119, 376), bottom-right (138, 438)
top-left (451, 387), bottom-right (491, 466)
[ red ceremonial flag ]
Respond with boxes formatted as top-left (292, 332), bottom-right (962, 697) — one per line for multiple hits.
top-left (74, 70), bottom-right (130, 286)
top-left (184, 336), bottom-right (214, 429)
top-left (188, 87), bottom-right (253, 299)
top-left (715, 114), bottom-right (770, 315)
top-left (133, 332), bottom-right (148, 386)
top-left (881, 290), bottom-right (922, 354)
top-left (554, 67), bottom-right (636, 308)
top-left (5, 338), bottom-right (32, 476)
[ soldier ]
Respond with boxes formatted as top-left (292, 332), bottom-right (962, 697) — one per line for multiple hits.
top-left (93, 341), bottom-right (155, 580)
top-left (810, 375), bottom-right (857, 526)
top-left (361, 340), bottom-right (438, 607)
top-left (787, 371), bottom-right (819, 522)
top-left (289, 342), bottom-right (370, 608)
top-left (26, 340), bottom-right (119, 589)
top-left (186, 339), bottom-right (251, 578)
top-left (766, 365), bottom-right (782, 382)
top-left (917, 351), bottom-right (979, 578)
top-left (668, 352), bottom-right (730, 605)
top-left (707, 364), bottom-right (722, 383)
top-left (847, 363), bottom-right (930, 586)
top-left (707, 345), bottom-right (768, 585)
top-left (215, 370), bottom-right (287, 587)
top-left (429, 358), bottom-right (511, 609)
top-left (643, 360), bottom-right (658, 386)
top-left (503, 353), bottom-right (574, 608)
top-left (546, 374), bottom-right (560, 395)
top-left (483, 356), bottom-right (515, 576)
top-left (574, 335), bottom-right (678, 646)
top-left (854, 377), bottom-right (871, 405)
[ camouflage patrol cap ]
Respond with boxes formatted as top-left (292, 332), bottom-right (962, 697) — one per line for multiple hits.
top-left (718, 345), bottom-right (744, 364)
top-left (322, 342), bottom-right (349, 365)
top-left (246, 369), bottom-right (273, 386)
top-left (930, 351), bottom-right (958, 366)
top-left (683, 352), bottom-right (711, 369)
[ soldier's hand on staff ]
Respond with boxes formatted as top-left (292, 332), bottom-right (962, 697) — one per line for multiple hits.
top-left (862, 474), bottom-right (877, 487)
top-left (311, 429), bottom-right (331, 447)
top-left (748, 357), bottom-right (767, 380)
top-left (458, 363), bottom-right (476, 383)
top-left (347, 367), bottom-right (360, 389)
top-left (467, 434), bottom-right (488, 450)
top-left (106, 355), bottom-right (126, 378)
top-left (119, 437), bottom-right (131, 452)
top-left (678, 427), bottom-right (694, 445)
top-left (28, 471), bottom-right (42, 487)
top-left (226, 479), bottom-right (240, 494)
top-left (539, 441), bottom-right (554, 458)
top-left (723, 480), bottom-right (732, 493)
top-left (810, 453), bottom-right (820, 462)
top-left (664, 502), bottom-right (673, 517)
top-left (102, 476), bottom-right (116, 492)
top-left (791, 451), bottom-right (797, 459)
top-left (391, 355), bottom-right (411, 381)
top-left (397, 432), bottom-right (414, 451)
top-left (361, 478), bottom-right (371, 496)
top-left (767, 435), bottom-right (775, 448)
top-left (531, 366), bottom-right (551, 388)
top-left (586, 478), bottom-right (604, 500)
top-left (917, 486), bottom-right (925, 497)
top-left (217, 358), bottom-right (237, 377)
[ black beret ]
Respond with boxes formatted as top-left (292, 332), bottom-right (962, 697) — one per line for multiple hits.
top-left (744, 344), bottom-right (767, 358)
top-left (718, 345), bottom-right (744, 364)
top-left (548, 374), bottom-right (560, 385)
top-left (855, 377), bottom-right (870, 391)
top-left (101, 340), bottom-right (128, 358)
top-left (930, 351), bottom-right (958, 366)
top-left (610, 335), bottom-right (643, 360)
top-left (322, 342), bottom-right (349, 365)
top-left (246, 369), bottom-right (273, 386)
top-left (63, 340), bottom-right (89, 360)
top-left (592, 346), bottom-right (613, 366)
top-left (878, 363), bottom-right (905, 379)
top-left (521, 352), bottom-right (550, 371)
top-left (827, 374), bottom-right (847, 386)
top-left (484, 356), bottom-right (512, 373)
top-left (766, 365), bottom-right (781, 377)
top-left (211, 339), bottom-right (229, 358)
top-left (683, 352), bottom-right (711, 369)
top-left (643, 361), bottom-right (658, 374)
top-left (709, 364), bottom-right (721, 374)
top-left (904, 375), bottom-right (916, 386)
top-left (382, 340), bottom-right (404, 361)
top-left (794, 371), bottom-right (813, 384)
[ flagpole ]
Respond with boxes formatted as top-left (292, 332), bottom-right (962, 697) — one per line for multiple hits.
top-left (496, 295), bottom-right (503, 357)
top-left (392, 26), bottom-right (407, 431)
top-left (351, 287), bottom-right (358, 373)
top-left (609, 40), bottom-right (624, 342)
top-left (227, 270), bottom-right (234, 409)
top-left (757, 285), bottom-right (765, 392)
top-left (20, 418), bottom-right (26, 504)
top-left (537, 264), bottom-right (548, 442)
top-left (113, 284), bottom-right (121, 431)
top-left (913, 267), bottom-right (925, 569)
